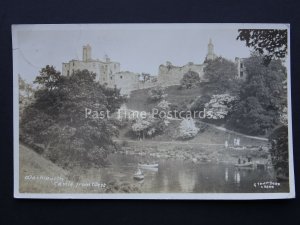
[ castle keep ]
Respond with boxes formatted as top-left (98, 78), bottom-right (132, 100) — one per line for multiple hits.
top-left (62, 44), bottom-right (140, 94)
top-left (62, 40), bottom-right (245, 95)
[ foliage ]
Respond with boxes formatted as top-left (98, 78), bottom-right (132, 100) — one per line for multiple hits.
top-left (131, 114), bottom-right (166, 139)
top-left (19, 75), bottom-right (35, 117)
top-left (191, 95), bottom-right (211, 113)
top-left (168, 101), bottom-right (190, 118)
top-left (203, 57), bottom-right (240, 93)
top-left (227, 97), bottom-right (275, 135)
top-left (280, 107), bottom-right (288, 126)
top-left (269, 125), bottom-right (289, 177)
top-left (147, 86), bottom-right (167, 102)
top-left (20, 67), bottom-right (125, 168)
top-left (178, 118), bottom-right (199, 140)
top-left (157, 100), bottom-right (171, 111)
top-left (237, 29), bottom-right (288, 65)
top-left (180, 70), bottom-right (200, 89)
top-left (227, 55), bottom-right (287, 135)
top-left (204, 94), bottom-right (237, 120)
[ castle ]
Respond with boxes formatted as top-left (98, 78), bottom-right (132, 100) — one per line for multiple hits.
top-left (62, 40), bottom-right (245, 95)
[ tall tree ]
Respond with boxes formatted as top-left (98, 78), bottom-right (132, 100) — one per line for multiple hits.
top-left (227, 55), bottom-right (287, 135)
top-left (180, 70), bottom-right (200, 89)
top-left (21, 67), bottom-right (125, 168)
top-left (237, 29), bottom-right (288, 65)
top-left (269, 125), bottom-right (289, 178)
top-left (203, 57), bottom-right (240, 93)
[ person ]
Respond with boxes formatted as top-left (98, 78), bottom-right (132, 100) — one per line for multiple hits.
top-left (236, 138), bottom-right (240, 146)
top-left (225, 140), bottom-right (228, 149)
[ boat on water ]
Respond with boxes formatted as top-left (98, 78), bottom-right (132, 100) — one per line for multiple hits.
top-left (234, 162), bottom-right (254, 168)
top-left (138, 163), bottom-right (159, 168)
top-left (276, 174), bottom-right (289, 181)
top-left (133, 169), bottom-right (144, 180)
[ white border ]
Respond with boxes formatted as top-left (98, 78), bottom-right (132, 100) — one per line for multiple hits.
top-left (12, 23), bottom-right (295, 199)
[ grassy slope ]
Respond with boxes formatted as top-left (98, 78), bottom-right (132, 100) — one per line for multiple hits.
top-left (19, 144), bottom-right (141, 193)
top-left (126, 85), bottom-right (204, 111)
top-left (122, 85), bottom-right (267, 146)
top-left (19, 144), bottom-right (70, 193)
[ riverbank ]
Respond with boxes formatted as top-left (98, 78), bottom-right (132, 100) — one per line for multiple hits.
top-left (19, 144), bottom-right (141, 193)
top-left (116, 140), bottom-right (270, 166)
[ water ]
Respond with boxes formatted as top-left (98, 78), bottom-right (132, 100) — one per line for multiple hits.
top-left (98, 154), bottom-right (289, 193)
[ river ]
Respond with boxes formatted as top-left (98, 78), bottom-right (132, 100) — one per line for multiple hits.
top-left (97, 154), bottom-right (289, 193)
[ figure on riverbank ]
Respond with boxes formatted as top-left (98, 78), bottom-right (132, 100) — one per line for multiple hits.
top-left (225, 140), bottom-right (228, 148)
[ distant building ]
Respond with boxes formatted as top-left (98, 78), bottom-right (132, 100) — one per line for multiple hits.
top-left (235, 57), bottom-right (247, 80)
top-left (62, 45), bottom-right (139, 94)
top-left (205, 38), bottom-right (217, 61)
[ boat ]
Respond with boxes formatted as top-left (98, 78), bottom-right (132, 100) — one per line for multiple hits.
top-left (276, 174), bottom-right (289, 181)
top-left (133, 169), bottom-right (144, 180)
top-left (138, 163), bottom-right (159, 168)
top-left (234, 162), bottom-right (254, 168)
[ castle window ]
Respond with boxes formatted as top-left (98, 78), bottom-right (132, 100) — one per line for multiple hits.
top-left (240, 63), bottom-right (243, 68)
top-left (240, 71), bottom-right (244, 77)
top-left (110, 77), bottom-right (113, 80)
top-left (67, 70), bottom-right (69, 76)
top-left (120, 76), bottom-right (123, 79)
top-left (73, 62), bottom-right (75, 66)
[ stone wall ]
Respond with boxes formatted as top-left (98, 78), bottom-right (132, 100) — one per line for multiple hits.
top-left (157, 62), bottom-right (205, 86)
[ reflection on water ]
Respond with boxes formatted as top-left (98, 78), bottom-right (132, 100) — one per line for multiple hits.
top-left (100, 154), bottom-right (289, 193)
top-left (225, 168), bottom-right (228, 182)
top-left (234, 170), bottom-right (241, 186)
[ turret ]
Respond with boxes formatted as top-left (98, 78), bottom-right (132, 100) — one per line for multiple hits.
top-left (205, 38), bottom-right (216, 61)
top-left (82, 44), bottom-right (91, 62)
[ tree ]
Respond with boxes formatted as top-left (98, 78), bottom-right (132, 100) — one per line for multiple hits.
top-left (237, 29), bottom-right (288, 65)
top-left (19, 75), bottom-right (34, 117)
top-left (204, 94), bottom-right (237, 120)
top-left (203, 57), bottom-right (239, 93)
top-left (190, 95), bottom-right (211, 113)
top-left (148, 86), bottom-right (166, 102)
top-left (178, 118), bottom-right (199, 140)
top-left (180, 70), bottom-right (200, 89)
top-left (227, 55), bottom-right (287, 135)
top-left (131, 114), bottom-right (166, 139)
top-left (269, 125), bottom-right (289, 178)
top-left (227, 97), bottom-right (274, 135)
top-left (34, 65), bottom-right (61, 91)
top-left (21, 67), bottom-right (125, 168)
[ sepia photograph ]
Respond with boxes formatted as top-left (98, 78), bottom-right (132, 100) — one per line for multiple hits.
top-left (12, 24), bottom-right (295, 199)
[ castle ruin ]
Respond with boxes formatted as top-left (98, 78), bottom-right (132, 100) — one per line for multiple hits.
top-left (62, 40), bottom-right (245, 95)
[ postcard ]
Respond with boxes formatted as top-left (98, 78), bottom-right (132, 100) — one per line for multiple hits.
top-left (13, 23), bottom-right (295, 199)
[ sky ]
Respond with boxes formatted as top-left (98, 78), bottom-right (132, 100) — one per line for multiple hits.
top-left (13, 24), bottom-right (253, 83)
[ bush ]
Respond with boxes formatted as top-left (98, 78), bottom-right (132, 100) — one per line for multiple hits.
top-left (180, 71), bottom-right (200, 89)
top-left (178, 118), bottom-right (199, 140)
top-left (147, 86), bottom-right (166, 102)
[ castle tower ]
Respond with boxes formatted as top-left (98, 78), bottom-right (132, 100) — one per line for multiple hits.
top-left (82, 44), bottom-right (91, 62)
top-left (205, 38), bottom-right (217, 61)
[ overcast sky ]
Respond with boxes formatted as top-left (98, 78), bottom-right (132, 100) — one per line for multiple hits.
top-left (13, 24), bottom-right (253, 83)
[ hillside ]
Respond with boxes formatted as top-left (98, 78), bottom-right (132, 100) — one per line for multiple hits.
top-left (121, 84), bottom-right (268, 147)
top-left (126, 85), bottom-right (205, 111)
top-left (19, 144), bottom-right (71, 193)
